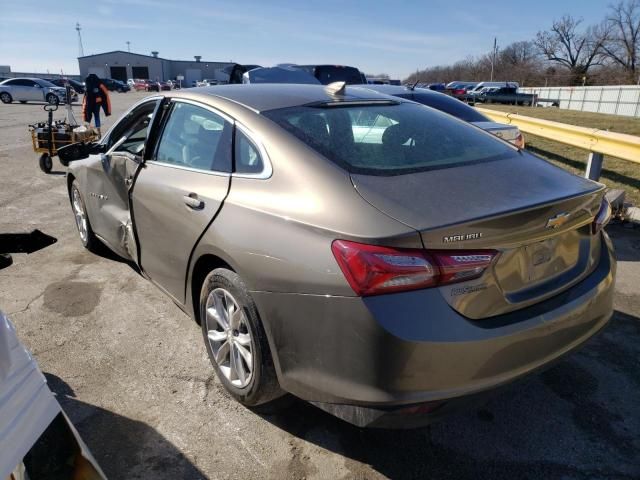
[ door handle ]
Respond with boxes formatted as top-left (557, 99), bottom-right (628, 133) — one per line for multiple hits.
top-left (183, 193), bottom-right (204, 210)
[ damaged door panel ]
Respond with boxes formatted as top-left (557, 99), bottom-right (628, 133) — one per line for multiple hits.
top-left (131, 99), bottom-right (234, 303)
top-left (85, 99), bottom-right (161, 260)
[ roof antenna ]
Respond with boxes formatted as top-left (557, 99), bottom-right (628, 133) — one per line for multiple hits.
top-left (408, 80), bottom-right (419, 91)
top-left (325, 81), bottom-right (346, 96)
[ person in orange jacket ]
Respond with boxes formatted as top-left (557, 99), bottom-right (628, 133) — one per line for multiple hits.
top-left (82, 74), bottom-right (111, 135)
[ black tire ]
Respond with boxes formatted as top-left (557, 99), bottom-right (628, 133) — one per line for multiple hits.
top-left (0, 92), bottom-right (12, 103)
top-left (39, 153), bottom-right (53, 173)
top-left (0, 253), bottom-right (12, 270)
top-left (46, 93), bottom-right (59, 105)
top-left (200, 268), bottom-right (287, 410)
top-left (70, 181), bottom-right (100, 252)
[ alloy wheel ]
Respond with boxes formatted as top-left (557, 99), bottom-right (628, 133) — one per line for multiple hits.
top-left (205, 288), bottom-right (254, 388)
top-left (71, 187), bottom-right (88, 243)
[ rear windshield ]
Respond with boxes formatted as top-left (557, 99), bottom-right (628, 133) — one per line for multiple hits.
top-left (263, 102), bottom-right (513, 176)
top-left (314, 67), bottom-right (363, 85)
top-left (408, 92), bottom-right (488, 122)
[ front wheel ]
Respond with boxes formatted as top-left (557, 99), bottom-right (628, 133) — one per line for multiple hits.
top-left (200, 268), bottom-right (287, 411)
top-left (0, 92), bottom-right (12, 103)
top-left (46, 93), bottom-right (59, 105)
top-left (38, 153), bottom-right (52, 173)
top-left (70, 181), bottom-right (100, 252)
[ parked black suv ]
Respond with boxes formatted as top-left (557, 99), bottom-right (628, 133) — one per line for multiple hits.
top-left (297, 65), bottom-right (365, 84)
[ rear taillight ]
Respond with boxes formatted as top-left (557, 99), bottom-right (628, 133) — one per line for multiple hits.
top-left (514, 132), bottom-right (525, 149)
top-left (453, 88), bottom-right (465, 95)
top-left (331, 240), bottom-right (498, 296)
top-left (592, 198), bottom-right (612, 234)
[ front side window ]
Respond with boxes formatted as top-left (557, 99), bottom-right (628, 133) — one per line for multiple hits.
top-left (108, 100), bottom-right (159, 155)
top-left (263, 102), bottom-right (514, 176)
top-left (155, 102), bottom-right (232, 172)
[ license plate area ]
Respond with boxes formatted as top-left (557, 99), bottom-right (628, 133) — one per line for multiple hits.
top-left (524, 232), bottom-right (580, 284)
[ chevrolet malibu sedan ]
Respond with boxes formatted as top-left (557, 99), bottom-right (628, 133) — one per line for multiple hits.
top-left (60, 84), bottom-right (615, 427)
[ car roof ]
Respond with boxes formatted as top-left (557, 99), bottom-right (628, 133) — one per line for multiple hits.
top-left (182, 83), bottom-right (406, 112)
top-left (4, 77), bottom-right (47, 82)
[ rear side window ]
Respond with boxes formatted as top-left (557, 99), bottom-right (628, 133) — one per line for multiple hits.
top-left (234, 130), bottom-right (264, 174)
top-left (263, 102), bottom-right (513, 176)
top-left (155, 102), bottom-right (232, 172)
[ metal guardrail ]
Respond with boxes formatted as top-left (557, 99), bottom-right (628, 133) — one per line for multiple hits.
top-left (476, 107), bottom-right (640, 180)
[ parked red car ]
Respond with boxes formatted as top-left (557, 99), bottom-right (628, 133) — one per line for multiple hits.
top-left (132, 79), bottom-right (148, 91)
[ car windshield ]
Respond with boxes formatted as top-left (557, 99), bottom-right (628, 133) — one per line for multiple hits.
top-left (36, 79), bottom-right (57, 87)
top-left (263, 102), bottom-right (513, 176)
top-left (407, 92), bottom-right (488, 122)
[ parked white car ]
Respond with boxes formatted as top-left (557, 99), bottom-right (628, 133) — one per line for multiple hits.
top-left (0, 78), bottom-right (74, 105)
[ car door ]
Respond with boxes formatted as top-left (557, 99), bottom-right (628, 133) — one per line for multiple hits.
top-left (8, 79), bottom-right (30, 101)
top-left (85, 98), bottom-right (162, 259)
top-left (23, 80), bottom-right (43, 101)
top-left (131, 99), bottom-right (233, 303)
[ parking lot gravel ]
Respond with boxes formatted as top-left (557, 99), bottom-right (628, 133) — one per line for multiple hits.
top-left (1, 92), bottom-right (639, 479)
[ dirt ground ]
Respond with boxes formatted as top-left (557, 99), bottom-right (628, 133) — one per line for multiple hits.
top-left (1, 92), bottom-right (639, 479)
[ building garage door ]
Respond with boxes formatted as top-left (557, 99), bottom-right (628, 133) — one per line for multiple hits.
top-left (132, 66), bottom-right (149, 79)
top-left (110, 66), bottom-right (127, 82)
top-left (185, 69), bottom-right (202, 87)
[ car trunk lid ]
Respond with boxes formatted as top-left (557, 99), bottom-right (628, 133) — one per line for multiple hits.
top-left (351, 154), bottom-right (605, 318)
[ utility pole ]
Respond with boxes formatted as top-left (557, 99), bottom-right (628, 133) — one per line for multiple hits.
top-left (126, 41), bottom-right (131, 52)
top-left (76, 22), bottom-right (84, 57)
top-left (490, 37), bottom-right (497, 82)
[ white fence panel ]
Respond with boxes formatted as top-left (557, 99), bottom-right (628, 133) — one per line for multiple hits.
top-left (520, 85), bottom-right (640, 118)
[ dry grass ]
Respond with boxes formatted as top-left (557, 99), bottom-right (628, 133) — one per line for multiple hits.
top-left (482, 105), bottom-right (640, 205)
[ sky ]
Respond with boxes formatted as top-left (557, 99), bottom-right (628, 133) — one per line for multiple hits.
top-left (0, 0), bottom-right (611, 79)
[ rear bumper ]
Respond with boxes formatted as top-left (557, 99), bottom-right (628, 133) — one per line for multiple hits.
top-left (252, 233), bottom-right (616, 427)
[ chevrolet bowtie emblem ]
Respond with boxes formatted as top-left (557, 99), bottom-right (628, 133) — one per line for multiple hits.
top-left (546, 212), bottom-right (570, 229)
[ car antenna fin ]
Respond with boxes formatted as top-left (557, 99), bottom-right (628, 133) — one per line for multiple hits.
top-left (325, 81), bottom-right (347, 96)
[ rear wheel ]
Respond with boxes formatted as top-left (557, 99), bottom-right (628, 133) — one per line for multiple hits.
top-left (46, 93), bottom-right (59, 105)
top-left (0, 92), bottom-right (12, 103)
top-left (200, 268), bottom-right (287, 411)
top-left (38, 153), bottom-right (52, 173)
top-left (70, 181), bottom-right (100, 252)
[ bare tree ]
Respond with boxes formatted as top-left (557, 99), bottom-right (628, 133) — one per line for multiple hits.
top-left (601, 0), bottom-right (640, 82)
top-left (501, 41), bottom-right (538, 65)
top-left (534, 15), bottom-right (608, 84)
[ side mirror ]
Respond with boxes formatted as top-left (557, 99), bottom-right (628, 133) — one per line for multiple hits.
top-left (58, 141), bottom-right (106, 165)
